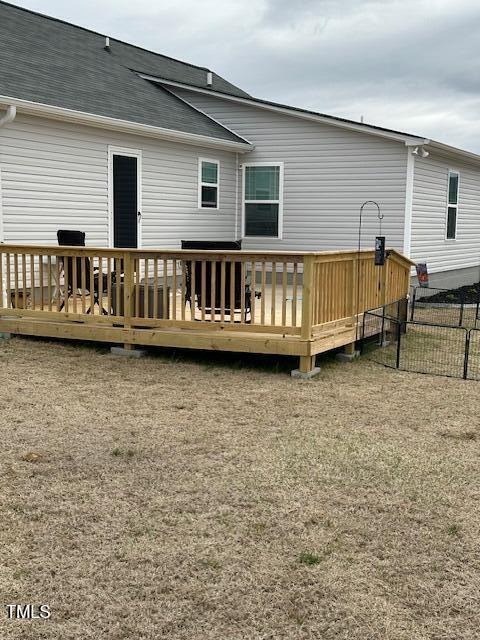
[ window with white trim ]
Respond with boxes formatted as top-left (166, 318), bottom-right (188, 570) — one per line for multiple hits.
top-left (198, 159), bottom-right (219, 209)
top-left (244, 163), bottom-right (283, 237)
top-left (446, 170), bottom-right (459, 239)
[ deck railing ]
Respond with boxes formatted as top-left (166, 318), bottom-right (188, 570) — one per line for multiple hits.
top-left (0, 245), bottom-right (412, 341)
top-left (310, 250), bottom-right (411, 328)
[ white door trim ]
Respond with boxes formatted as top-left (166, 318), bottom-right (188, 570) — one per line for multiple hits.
top-left (108, 146), bottom-right (142, 248)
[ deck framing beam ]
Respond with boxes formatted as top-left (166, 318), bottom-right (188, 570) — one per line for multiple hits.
top-left (0, 318), bottom-right (312, 357)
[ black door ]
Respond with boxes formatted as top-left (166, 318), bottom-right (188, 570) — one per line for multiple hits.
top-left (113, 155), bottom-right (138, 248)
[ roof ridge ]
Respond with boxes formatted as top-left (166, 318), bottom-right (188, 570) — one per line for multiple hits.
top-left (0, 0), bottom-right (211, 73)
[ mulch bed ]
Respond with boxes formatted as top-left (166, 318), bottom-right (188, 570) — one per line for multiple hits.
top-left (421, 282), bottom-right (480, 304)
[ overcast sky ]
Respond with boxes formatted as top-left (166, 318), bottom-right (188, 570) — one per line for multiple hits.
top-left (10, 0), bottom-right (480, 152)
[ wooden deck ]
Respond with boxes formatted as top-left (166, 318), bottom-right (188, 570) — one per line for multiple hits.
top-left (0, 245), bottom-right (413, 374)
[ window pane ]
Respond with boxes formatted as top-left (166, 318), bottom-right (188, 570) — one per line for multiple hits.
top-left (448, 172), bottom-right (459, 204)
top-left (245, 203), bottom-right (279, 237)
top-left (201, 185), bottom-right (217, 208)
top-left (245, 166), bottom-right (279, 200)
top-left (447, 206), bottom-right (457, 239)
top-left (202, 161), bottom-right (218, 184)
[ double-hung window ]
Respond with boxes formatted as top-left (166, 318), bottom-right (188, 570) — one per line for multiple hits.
top-left (243, 163), bottom-right (283, 238)
top-left (446, 170), bottom-right (459, 239)
top-left (198, 159), bottom-right (219, 209)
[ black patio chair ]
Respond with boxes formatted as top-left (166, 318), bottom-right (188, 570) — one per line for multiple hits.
top-left (57, 230), bottom-right (122, 314)
top-left (181, 240), bottom-right (260, 322)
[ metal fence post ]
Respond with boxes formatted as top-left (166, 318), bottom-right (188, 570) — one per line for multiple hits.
top-left (360, 311), bottom-right (367, 354)
top-left (410, 286), bottom-right (416, 321)
top-left (380, 303), bottom-right (386, 346)
top-left (463, 329), bottom-right (471, 380)
top-left (396, 319), bottom-right (402, 369)
top-left (459, 291), bottom-right (464, 327)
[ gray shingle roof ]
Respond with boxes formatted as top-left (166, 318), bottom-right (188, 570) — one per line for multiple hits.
top-left (0, 1), bottom-right (249, 143)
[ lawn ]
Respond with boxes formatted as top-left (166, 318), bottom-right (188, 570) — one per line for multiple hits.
top-left (0, 337), bottom-right (479, 639)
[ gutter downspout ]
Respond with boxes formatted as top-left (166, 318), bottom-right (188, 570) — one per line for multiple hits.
top-left (0, 106), bottom-right (16, 308)
top-left (0, 105), bottom-right (16, 128)
top-left (403, 139), bottom-right (429, 266)
top-left (403, 145), bottom-right (415, 259)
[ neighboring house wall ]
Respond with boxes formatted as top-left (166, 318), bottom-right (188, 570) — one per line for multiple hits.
top-left (0, 113), bottom-right (238, 247)
top-left (172, 89), bottom-right (409, 253)
top-left (411, 150), bottom-right (480, 287)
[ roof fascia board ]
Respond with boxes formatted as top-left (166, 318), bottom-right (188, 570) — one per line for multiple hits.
top-left (404, 139), bottom-right (431, 147)
top-left (427, 140), bottom-right (480, 166)
top-left (139, 73), bottom-right (424, 145)
top-left (0, 94), bottom-right (253, 152)
top-left (146, 77), bottom-right (480, 165)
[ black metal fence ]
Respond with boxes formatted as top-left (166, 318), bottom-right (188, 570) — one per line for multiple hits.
top-left (362, 302), bottom-right (480, 380)
top-left (410, 285), bottom-right (480, 328)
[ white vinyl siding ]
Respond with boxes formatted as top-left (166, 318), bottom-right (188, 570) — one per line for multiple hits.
top-left (172, 89), bottom-right (408, 253)
top-left (411, 152), bottom-right (480, 274)
top-left (0, 113), bottom-right (237, 247)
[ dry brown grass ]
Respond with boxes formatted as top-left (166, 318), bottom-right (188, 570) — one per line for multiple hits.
top-left (0, 336), bottom-right (479, 639)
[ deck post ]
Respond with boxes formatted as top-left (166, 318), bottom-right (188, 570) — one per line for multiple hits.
top-left (111, 249), bottom-right (147, 357)
top-left (379, 258), bottom-right (388, 307)
top-left (347, 257), bottom-right (356, 323)
top-left (291, 354), bottom-right (320, 379)
top-left (299, 355), bottom-right (316, 373)
top-left (122, 249), bottom-right (134, 352)
top-left (291, 255), bottom-right (321, 378)
top-left (123, 250), bottom-right (133, 329)
top-left (300, 254), bottom-right (315, 341)
top-left (344, 342), bottom-right (356, 354)
top-left (336, 340), bottom-right (360, 362)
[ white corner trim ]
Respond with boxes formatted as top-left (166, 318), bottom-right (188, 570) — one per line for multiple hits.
top-left (235, 153), bottom-right (239, 238)
top-left (0, 167), bottom-right (4, 244)
top-left (0, 94), bottom-right (253, 153)
top-left (403, 147), bottom-right (415, 258)
top-left (0, 166), bottom-right (6, 308)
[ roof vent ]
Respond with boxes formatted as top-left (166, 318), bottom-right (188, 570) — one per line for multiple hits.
top-left (206, 71), bottom-right (213, 87)
top-left (104, 36), bottom-right (110, 52)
